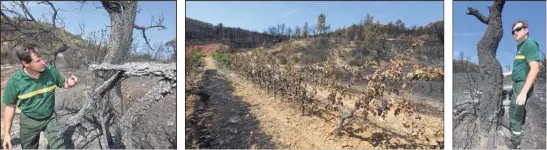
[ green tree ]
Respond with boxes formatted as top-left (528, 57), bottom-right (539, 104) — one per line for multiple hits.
top-left (395, 18), bottom-right (405, 30)
top-left (316, 13), bottom-right (330, 36)
top-left (364, 13), bottom-right (374, 26)
top-left (295, 25), bottom-right (301, 38)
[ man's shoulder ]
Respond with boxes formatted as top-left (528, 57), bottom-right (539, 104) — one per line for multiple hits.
top-left (6, 68), bottom-right (24, 83)
top-left (45, 64), bottom-right (54, 70)
top-left (45, 64), bottom-right (60, 73)
top-left (524, 38), bottom-right (539, 48)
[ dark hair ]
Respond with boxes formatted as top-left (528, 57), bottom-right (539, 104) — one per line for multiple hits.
top-left (512, 20), bottom-right (529, 36)
top-left (16, 44), bottom-right (42, 64)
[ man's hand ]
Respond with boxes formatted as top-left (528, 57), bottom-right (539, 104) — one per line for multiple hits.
top-left (2, 134), bottom-right (12, 149)
top-left (64, 72), bottom-right (79, 88)
top-left (503, 72), bottom-right (512, 77)
top-left (516, 93), bottom-right (527, 105)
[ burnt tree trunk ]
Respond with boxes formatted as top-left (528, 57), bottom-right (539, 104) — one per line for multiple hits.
top-left (102, 1), bottom-right (137, 64)
top-left (455, 0), bottom-right (505, 149)
top-left (100, 1), bottom-right (137, 149)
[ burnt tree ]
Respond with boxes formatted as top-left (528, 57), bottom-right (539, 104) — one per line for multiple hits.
top-left (98, 1), bottom-right (167, 149)
top-left (1, 1), bottom-right (88, 67)
top-left (3, 1), bottom-right (174, 149)
top-left (454, 0), bottom-right (505, 149)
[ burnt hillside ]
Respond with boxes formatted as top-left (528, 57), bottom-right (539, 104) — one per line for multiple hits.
top-left (1, 16), bottom-right (106, 66)
top-left (186, 17), bottom-right (443, 61)
top-left (186, 17), bottom-right (281, 48)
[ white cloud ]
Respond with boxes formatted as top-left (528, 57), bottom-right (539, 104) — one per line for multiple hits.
top-left (281, 10), bottom-right (297, 17)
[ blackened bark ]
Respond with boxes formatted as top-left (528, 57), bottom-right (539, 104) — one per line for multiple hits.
top-left (455, 0), bottom-right (505, 148)
top-left (101, 1), bottom-right (137, 64)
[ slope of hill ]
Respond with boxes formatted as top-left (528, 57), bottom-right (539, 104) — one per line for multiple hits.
top-left (1, 17), bottom-right (107, 67)
top-left (186, 17), bottom-right (279, 48)
top-left (186, 18), bottom-right (445, 149)
top-left (186, 18), bottom-right (444, 66)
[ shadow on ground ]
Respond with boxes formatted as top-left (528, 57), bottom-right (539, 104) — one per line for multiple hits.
top-left (185, 69), bottom-right (278, 149)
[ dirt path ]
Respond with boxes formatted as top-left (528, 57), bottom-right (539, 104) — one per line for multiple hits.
top-left (186, 56), bottom-right (443, 149)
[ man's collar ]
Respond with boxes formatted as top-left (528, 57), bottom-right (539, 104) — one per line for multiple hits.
top-left (518, 36), bottom-right (529, 45)
top-left (22, 67), bottom-right (41, 79)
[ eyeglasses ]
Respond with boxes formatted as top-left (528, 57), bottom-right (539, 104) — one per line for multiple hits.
top-left (512, 26), bottom-right (526, 35)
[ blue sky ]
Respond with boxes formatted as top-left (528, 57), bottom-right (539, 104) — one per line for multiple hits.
top-left (1, 1), bottom-right (176, 53)
top-left (453, 1), bottom-right (546, 71)
top-left (186, 1), bottom-right (443, 32)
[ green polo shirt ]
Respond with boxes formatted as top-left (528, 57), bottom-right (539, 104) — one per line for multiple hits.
top-left (512, 37), bottom-right (540, 82)
top-left (2, 65), bottom-right (65, 119)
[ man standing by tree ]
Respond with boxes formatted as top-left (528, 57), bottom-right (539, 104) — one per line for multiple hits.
top-left (2, 45), bottom-right (79, 149)
top-left (502, 20), bottom-right (540, 149)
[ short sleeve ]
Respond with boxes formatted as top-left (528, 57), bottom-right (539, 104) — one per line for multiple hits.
top-left (50, 66), bottom-right (66, 88)
top-left (522, 40), bottom-right (540, 63)
top-left (2, 79), bottom-right (18, 105)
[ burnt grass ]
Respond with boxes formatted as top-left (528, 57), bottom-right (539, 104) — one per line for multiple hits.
top-left (185, 70), bottom-right (279, 149)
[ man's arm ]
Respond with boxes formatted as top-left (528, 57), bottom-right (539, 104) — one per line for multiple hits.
top-left (519, 61), bottom-right (539, 95)
top-left (519, 40), bottom-right (541, 96)
top-left (1, 79), bottom-right (17, 139)
top-left (52, 66), bottom-right (66, 88)
top-left (3, 105), bottom-right (15, 138)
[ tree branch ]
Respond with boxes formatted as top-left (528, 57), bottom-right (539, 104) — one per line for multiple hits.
top-left (2, 1), bottom-right (89, 67)
top-left (16, 1), bottom-right (36, 21)
top-left (466, 7), bottom-right (489, 25)
top-left (60, 71), bottom-right (126, 134)
top-left (89, 62), bottom-right (176, 81)
top-left (76, 62), bottom-right (176, 139)
top-left (37, 1), bottom-right (59, 28)
top-left (0, 11), bottom-right (13, 23)
top-left (133, 24), bottom-right (167, 51)
top-left (120, 80), bottom-right (174, 148)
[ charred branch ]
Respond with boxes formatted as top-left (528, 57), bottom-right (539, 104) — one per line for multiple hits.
top-left (466, 7), bottom-right (489, 25)
top-left (61, 62), bottom-right (176, 132)
top-left (60, 71), bottom-right (125, 133)
top-left (133, 23), bottom-right (166, 51)
top-left (100, 1), bottom-right (123, 14)
top-left (37, 1), bottom-right (59, 28)
top-left (89, 63), bottom-right (176, 81)
top-left (120, 80), bottom-right (174, 149)
top-left (15, 1), bottom-right (36, 21)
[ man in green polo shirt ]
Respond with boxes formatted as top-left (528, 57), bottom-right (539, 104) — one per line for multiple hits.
top-left (502, 20), bottom-right (540, 149)
top-left (2, 45), bottom-right (79, 149)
